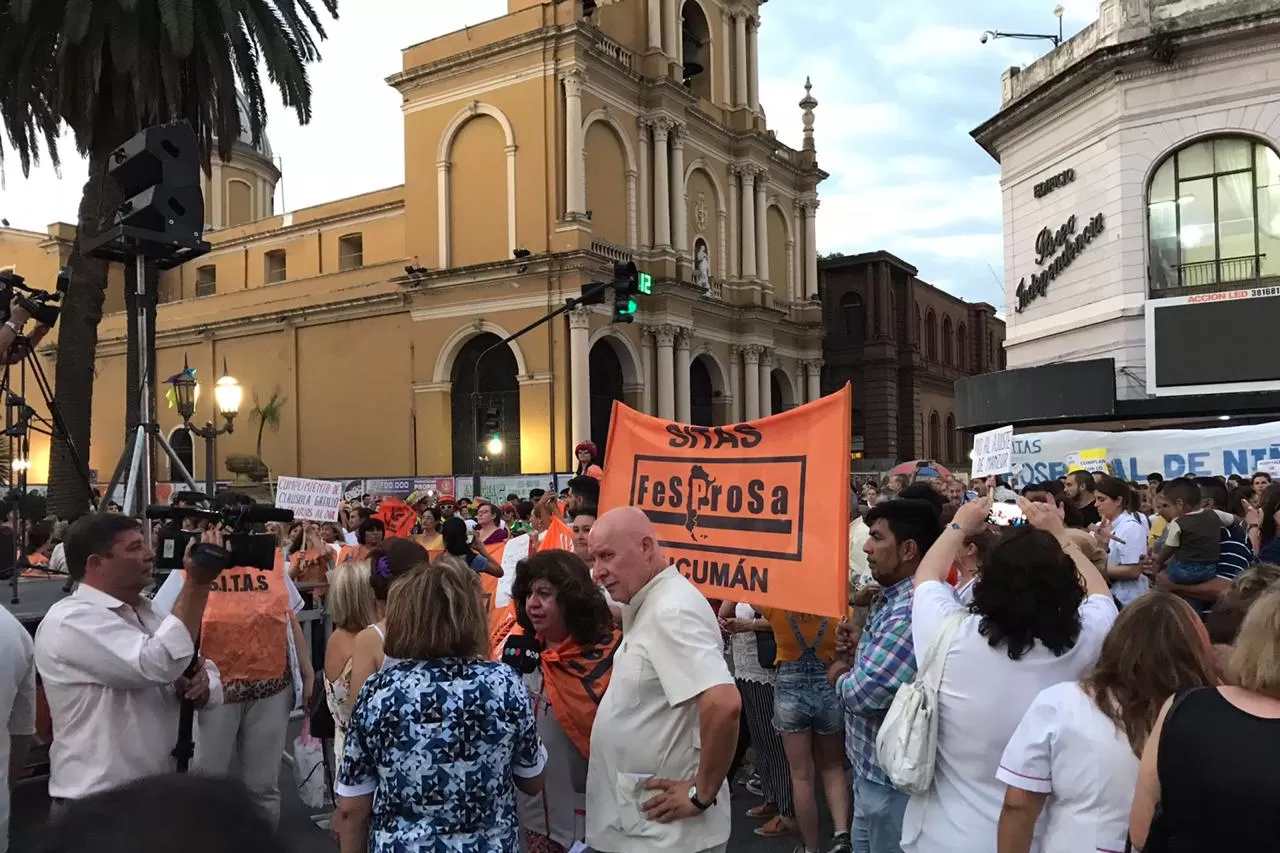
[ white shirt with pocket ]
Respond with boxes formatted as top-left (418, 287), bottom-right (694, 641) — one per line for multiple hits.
top-left (901, 580), bottom-right (1118, 853)
top-left (997, 681), bottom-right (1139, 853)
top-left (586, 566), bottom-right (734, 853)
top-left (34, 584), bottom-right (223, 799)
top-left (1107, 512), bottom-right (1150, 606)
top-left (0, 607), bottom-right (36, 853)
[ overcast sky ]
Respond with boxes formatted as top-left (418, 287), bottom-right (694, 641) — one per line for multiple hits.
top-left (0, 0), bottom-right (1097, 306)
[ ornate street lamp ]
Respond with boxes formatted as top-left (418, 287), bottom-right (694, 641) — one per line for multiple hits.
top-left (175, 356), bottom-right (243, 496)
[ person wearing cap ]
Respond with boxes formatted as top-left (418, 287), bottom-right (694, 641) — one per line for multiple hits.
top-left (437, 495), bottom-right (458, 520)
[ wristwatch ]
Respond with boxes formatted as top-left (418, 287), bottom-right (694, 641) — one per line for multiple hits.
top-left (688, 785), bottom-right (716, 811)
top-left (4, 320), bottom-right (22, 335)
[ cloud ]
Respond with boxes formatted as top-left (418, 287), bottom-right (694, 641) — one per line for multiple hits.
top-left (758, 0), bottom-right (1094, 303)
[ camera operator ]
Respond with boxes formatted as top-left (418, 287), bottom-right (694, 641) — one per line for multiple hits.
top-left (0, 296), bottom-right (52, 365)
top-left (33, 513), bottom-right (227, 810)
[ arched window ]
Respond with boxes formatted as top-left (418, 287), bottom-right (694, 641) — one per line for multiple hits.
top-left (924, 310), bottom-right (937, 361)
top-left (1148, 135), bottom-right (1280, 294)
top-left (956, 323), bottom-right (967, 371)
top-left (929, 411), bottom-right (941, 460)
top-left (851, 409), bottom-right (866, 455)
top-left (941, 316), bottom-right (953, 366)
top-left (945, 414), bottom-right (957, 464)
top-left (840, 292), bottom-right (865, 344)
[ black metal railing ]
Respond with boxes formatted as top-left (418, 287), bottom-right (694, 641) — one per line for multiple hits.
top-left (1177, 254), bottom-right (1262, 288)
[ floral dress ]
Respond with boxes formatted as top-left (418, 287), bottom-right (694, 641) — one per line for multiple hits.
top-left (337, 658), bottom-right (547, 853)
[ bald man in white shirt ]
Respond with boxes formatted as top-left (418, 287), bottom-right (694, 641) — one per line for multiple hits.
top-left (586, 507), bottom-right (741, 853)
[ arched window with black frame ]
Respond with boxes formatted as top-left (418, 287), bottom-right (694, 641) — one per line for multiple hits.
top-left (945, 414), bottom-right (957, 464)
top-left (924, 310), bottom-right (937, 361)
top-left (929, 411), bottom-right (941, 461)
top-left (941, 315), bottom-right (953, 366)
top-left (956, 322), bottom-right (967, 371)
top-left (1148, 135), bottom-right (1280, 295)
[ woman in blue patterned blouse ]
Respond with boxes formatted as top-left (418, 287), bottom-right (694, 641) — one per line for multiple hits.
top-left (334, 556), bottom-right (547, 853)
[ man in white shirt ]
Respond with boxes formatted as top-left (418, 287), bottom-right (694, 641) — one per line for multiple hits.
top-left (34, 513), bottom-right (226, 804)
top-left (585, 507), bottom-right (740, 853)
top-left (0, 607), bottom-right (35, 853)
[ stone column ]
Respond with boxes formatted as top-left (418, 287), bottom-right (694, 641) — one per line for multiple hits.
top-left (637, 118), bottom-right (651, 247)
top-left (740, 166), bottom-right (757, 278)
top-left (805, 358), bottom-right (823, 403)
top-left (647, 0), bottom-right (662, 50)
top-left (785, 239), bottom-right (796, 300)
top-left (728, 168), bottom-right (740, 278)
top-left (652, 119), bottom-right (672, 249)
top-left (569, 306), bottom-right (592, 445)
top-left (563, 70), bottom-right (586, 216)
top-left (662, 0), bottom-right (678, 64)
top-left (670, 123), bottom-right (688, 255)
top-left (747, 16), bottom-right (760, 111)
top-left (804, 199), bottom-right (820, 298)
top-left (758, 348), bottom-right (773, 417)
top-left (640, 327), bottom-right (655, 415)
top-left (728, 346), bottom-right (743, 422)
top-left (720, 9), bottom-right (733, 106)
top-left (733, 11), bottom-right (748, 107)
top-left (754, 169), bottom-right (769, 283)
top-left (675, 329), bottom-right (691, 423)
top-left (655, 324), bottom-right (676, 420)
top-left (742, 344), bottom-right (761, 420)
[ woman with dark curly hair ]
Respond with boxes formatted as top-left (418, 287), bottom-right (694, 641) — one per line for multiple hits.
top-left (901, 495), bottom-right (1117, 853)
top-left (996, 592), bottom-right (1217, 853)
top-left (504, 550), bottom-right (620, 853)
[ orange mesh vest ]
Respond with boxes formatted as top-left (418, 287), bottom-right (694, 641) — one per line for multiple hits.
top-left (189, 551), bottom-right (289, 683)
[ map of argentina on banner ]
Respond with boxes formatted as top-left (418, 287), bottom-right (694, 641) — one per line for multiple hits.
top-left (599, 384), bottom-right (851, 618)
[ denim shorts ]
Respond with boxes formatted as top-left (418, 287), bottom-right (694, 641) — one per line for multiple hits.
top-left (1166, 559), bottom-right (1218, 586)
top-left (772, 658), bottom-right (842, 736)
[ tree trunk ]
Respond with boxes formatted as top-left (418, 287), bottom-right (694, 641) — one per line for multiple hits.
top-left (46, 156), bottom-right (114, 518)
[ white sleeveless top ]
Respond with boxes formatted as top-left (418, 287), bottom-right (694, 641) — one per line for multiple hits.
top-left (370, 623), bottom-right (403, 670)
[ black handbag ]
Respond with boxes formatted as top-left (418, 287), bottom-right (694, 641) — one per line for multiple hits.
top-left (754, 628), bottom-right (778, 670)
top-left (308, 671), bottom-right (336, 739)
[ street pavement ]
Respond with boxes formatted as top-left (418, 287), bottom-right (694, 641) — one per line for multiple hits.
top-left (12, 751), bottom-right (828, 852)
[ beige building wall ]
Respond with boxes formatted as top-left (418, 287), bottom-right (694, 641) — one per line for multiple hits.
top-left (3, 0), bottom-right (828, 486)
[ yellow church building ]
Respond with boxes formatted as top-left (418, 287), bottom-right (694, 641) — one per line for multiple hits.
top-left (1, 0), bottom-right (826, 486)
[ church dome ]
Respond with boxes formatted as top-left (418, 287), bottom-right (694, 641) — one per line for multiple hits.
top-left (230, 90), bottom-right (273, 161)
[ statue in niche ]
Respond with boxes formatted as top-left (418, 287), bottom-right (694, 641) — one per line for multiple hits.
top-left (694, 239), bottom-right (711, 291)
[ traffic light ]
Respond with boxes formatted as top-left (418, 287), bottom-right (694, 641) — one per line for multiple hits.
top-left (106, 122), bottom-right (205, 250)
top-left (613, 289), bottom-right (637, 323)
top-left (611, 261), bottom-right (642, 324)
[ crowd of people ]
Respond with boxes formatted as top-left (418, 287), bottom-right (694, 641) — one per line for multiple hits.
top-left (2, 437), bottom-right (1280, 853)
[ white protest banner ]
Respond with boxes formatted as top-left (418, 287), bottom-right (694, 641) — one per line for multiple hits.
top-left (971, 425), bottom-right (1014, 479)
top-left (1010, 421), bottom-right (1280, 488)
top-left (275, 476), bottom-right (343, 521)
top-left (1259, 459), bottom-right (1280, 478)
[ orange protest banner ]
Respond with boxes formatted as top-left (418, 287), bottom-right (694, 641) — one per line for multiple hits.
top-left (540, 516), bottom-right (574, 553)
top-left (599, 384), bottom-right (851, 618)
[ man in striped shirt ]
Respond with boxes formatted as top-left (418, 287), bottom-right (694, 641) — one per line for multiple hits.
top-left (828, 500), bottom-right (942, 853)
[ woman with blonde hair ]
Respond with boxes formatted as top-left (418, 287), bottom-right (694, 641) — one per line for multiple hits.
top-left (335, 558), bottom-right (546, 853)
top-left (324, 561), bottom-right (379, 760)
top-left (997, 592), bottom-right (1217, 853)
top-left (1130, 587), bottom-right (1280, 850)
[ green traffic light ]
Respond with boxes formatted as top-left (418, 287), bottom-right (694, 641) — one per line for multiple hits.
top-left (637, 271), bottom-right (653, 295)
top-left (626, 298), bottom-right (637, 313)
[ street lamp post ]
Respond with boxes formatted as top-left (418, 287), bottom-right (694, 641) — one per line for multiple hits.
top-left (173, 357), bottom-right (243, 496)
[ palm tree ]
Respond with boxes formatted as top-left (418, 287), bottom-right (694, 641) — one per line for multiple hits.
top-left (3, 0), bottom-right (339, 518)
top-left (249, 388), bottom-right (288, 461)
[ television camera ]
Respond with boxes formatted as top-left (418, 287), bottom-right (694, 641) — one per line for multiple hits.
top-left (146, 501), bottom-right (295, 574)
top-left (0, 267), bottom-right (70, 328)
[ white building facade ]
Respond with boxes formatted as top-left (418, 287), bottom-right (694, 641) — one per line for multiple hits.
top-left (958, 0), bottom-right (1280, 429)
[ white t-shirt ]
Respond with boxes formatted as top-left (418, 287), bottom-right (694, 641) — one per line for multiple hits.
top-left (1107, 513), bottom-right (1149, 606)
top-left (997, 681), bottom-right (1139, 853)
top-left (0, 608), bottom-right (35, 853)
top-left (901, 581), bottom-right (1118, 853)
top-left (586, 566), bottom-right (734, 853)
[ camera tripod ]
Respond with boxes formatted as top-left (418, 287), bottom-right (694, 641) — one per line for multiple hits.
top-left (1, 332), bottom-right (97, 605)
